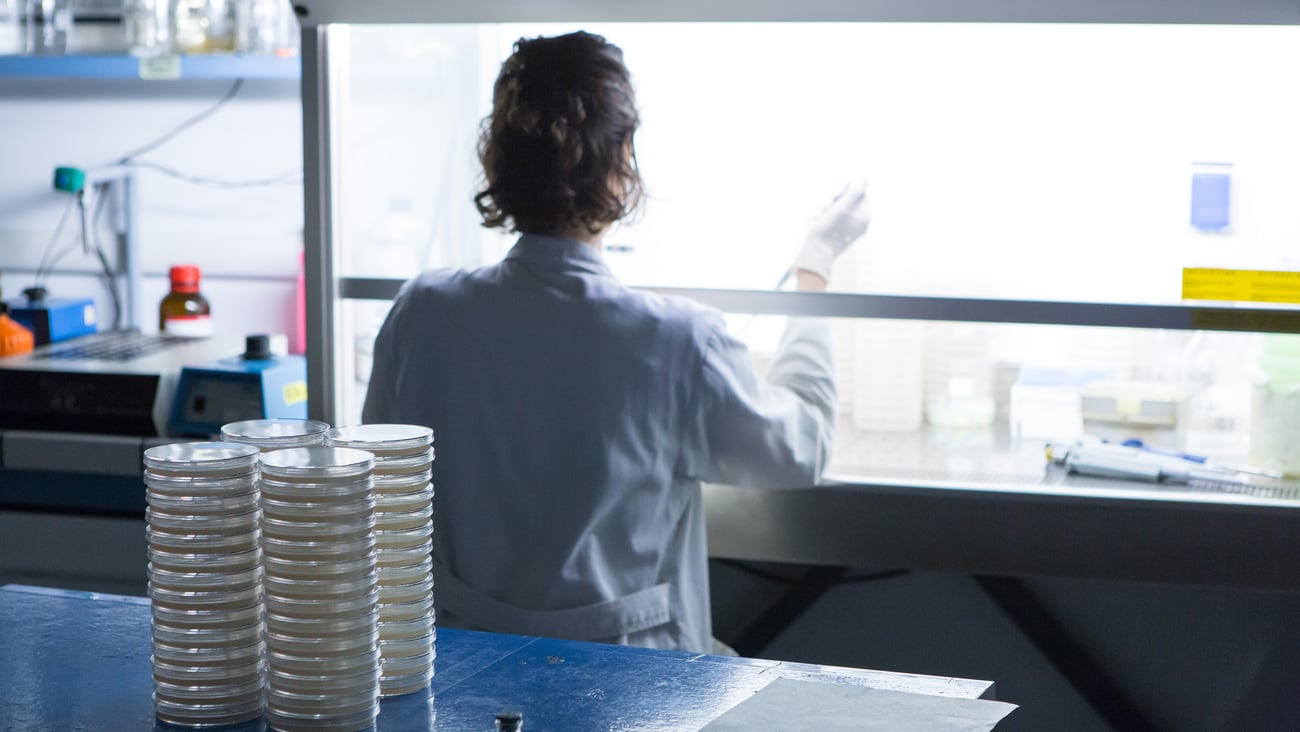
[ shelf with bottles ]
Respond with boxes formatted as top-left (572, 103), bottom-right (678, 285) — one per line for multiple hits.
top-left (0, 0), bottom-right (299, 79)
top-left (0, 52), bottom-right (298, 78)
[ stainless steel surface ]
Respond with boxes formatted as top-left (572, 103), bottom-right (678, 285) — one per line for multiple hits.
top-left (302, 24), bottom-right (341, 426)
top-left (339, 279), bottom-right (1300, 334)
top-left (289, 0), bottom-right (1300, 27)
top-left (705, 427), bottom-right (1300, 593)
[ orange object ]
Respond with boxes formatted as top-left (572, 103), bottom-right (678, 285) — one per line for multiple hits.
top-left (0, 309), bottom-right (34, 357)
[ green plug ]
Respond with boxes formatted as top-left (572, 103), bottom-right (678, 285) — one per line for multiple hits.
top-left (53, 166), bottom-right (86, 193)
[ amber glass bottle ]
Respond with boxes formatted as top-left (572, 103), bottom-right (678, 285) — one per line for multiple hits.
top-left (159, 264), bottom-right (212, 336)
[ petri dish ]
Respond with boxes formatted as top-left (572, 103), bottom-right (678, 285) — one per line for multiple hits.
top-left (376, 484), bottom-right (433, 513)
top-left (259, 446), bottom-right (374, 482)
top-left (220, 418), bottom-right (331, 450)
top-left (263, 554), bottom-right (377, 582)
top-left (144, 441), bottom-right (260, 477)
top-left (265, 589), bottom-right (377, 620)
top-left (375, 504), bottom-right (433, 532)
top-left (376, 576), bottom-right (432, 606)
top-left (152, 603), bottom-right (262, 631)
top-left (377, 596), bottom-right (433, 623)
top-left (375, 538), bottom-right (432, 568)
top-left (325, 424), bottom-right (433, 457)
top-left (379, 613), bottom-right (433, 641)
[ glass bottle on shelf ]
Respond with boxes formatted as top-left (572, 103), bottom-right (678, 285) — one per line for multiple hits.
top-left (171, 0), bottom-right (235, 54)
top-left (0, 0), bottom-right (22, 55)
top-left (123, 0), bottom-right (172, 56)
top-left (236, 0), bottom-right (296, 56)
top-left (159, 264), bottom-right (213, 336)
top-left (24, 0), bottom-right (72, 55)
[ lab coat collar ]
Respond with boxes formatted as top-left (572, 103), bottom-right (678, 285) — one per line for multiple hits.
top-left (506, 234), bottom-right (613, 277)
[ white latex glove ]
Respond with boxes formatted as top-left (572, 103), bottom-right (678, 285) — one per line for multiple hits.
top-left (793, 179), bottom-right (870, 282)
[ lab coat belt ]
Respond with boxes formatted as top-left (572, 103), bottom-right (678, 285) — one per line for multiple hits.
top-left (430, 557), bottom-right (673, 641)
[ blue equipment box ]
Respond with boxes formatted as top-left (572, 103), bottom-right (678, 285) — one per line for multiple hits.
top-left (7, 298), bottom-right (96, 346)
top-left (168, 353), bottom-right (308, 437)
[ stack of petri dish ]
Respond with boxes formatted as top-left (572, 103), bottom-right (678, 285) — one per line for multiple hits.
top-left (220, 418), bottom-right (331, 453)
top-left (325, 424), bottom-right (435, 697)
top-left (259, 446), bottom-right (381, 732)
top-left (144, 442), bottom-right (266, 728)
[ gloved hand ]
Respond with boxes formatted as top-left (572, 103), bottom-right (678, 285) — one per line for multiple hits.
top-left (793, 179), bottom-right (870, 282)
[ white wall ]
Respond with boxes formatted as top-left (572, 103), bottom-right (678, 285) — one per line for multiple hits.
top-left (0, 77), bottom-right (302, 343)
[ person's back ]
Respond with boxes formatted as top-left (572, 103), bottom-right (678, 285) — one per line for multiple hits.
top-left (362, 31), bottom-right (869, 653)
top-left (370, 233), bottom-right (752, 651)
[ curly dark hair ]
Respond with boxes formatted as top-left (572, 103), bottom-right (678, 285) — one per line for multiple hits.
top-left (474, 31), bottom-right (644, 236)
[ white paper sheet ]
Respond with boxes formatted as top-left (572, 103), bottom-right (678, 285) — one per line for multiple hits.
top-left (701, 677), bottom-right (1018, 731)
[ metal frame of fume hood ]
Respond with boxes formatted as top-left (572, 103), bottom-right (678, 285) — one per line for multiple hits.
top-left (297, 0), bottom-right (1300, 424)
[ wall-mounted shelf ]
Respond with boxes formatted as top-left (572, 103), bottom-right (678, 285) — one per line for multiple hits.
top-left (0, 54), bottom-right (300, 80)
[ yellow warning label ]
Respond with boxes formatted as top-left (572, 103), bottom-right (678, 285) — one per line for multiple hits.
top-left (1182, 268), bottom-right (1300, 304)
top-left (282, 381), bottom-right (308, 406)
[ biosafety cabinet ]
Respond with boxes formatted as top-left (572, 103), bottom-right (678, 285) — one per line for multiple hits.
top-left (296, 1), bottom-right (1300, 592)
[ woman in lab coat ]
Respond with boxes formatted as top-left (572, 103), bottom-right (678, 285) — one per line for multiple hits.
top-left (362, 31), bottom-right (869, 654)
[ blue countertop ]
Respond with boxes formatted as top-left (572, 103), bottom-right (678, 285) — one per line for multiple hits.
top-left (0, 584), bottom-right (993, 730)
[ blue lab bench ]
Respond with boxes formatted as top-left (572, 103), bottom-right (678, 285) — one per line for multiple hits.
top-left (0, 583), bottom-right (994, 730)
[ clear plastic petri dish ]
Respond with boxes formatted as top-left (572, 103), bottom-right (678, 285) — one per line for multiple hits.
top-left (220, 418), bottom-right (331, 450)
top-left (146, 507), bottom-right (262, 536)
top-left (147, 564), bottom-right (262, 592)
top-left (375, 504), bottom-right (433, 532)
top-left (259, 446), bottom-right (375, 482)
top-left (144, 467), bottom-right (258, 488)
top-left (375, 538), bottom-right (431, 568)
top-left (264, 589), bottom-right (377, 620)
top-left (376, 556), bottom-right (432, 586)
top-left (151, 638), bottom-right (266, 667)
top-left (379, 633), bottom-right (433, 660)
top-left (380, 670), bottom-right (432, 697)
top-left (373, 453), bottom-right (433, 479)
top-left (146, 489), bottom-right (261, 515)
top-left (154, 676), bottom-right (265, 705)
top-left (266, 637), bottom-right (379, 665)
top-left (267, 646), bottom-right (380, 675)
top-left (151, 659), bottom-right (263, 686)
top-left (148, 546), bottom-right (262, 573)
top-left (269, 664), bottom-right (381, 692)
top-left (154, 695), bottom-right (265, 727)
top-left (152, 656), bottom-right (264, 684)
top-left (152, 602), bottom-right (263, 631)
top-left (259, 476), bottom-right (375, 503)
top-left (265, 702), bottom-right (379, 732)
top-left (148, 582), bottom-right (262, 611)
top-left (375, 484), bottom-right (433, 513)
top-left (376, 576), bottom-right (432, 605)
top-left (374, 520), bottom-right (433, 551)
top-left (267, 689), bottom-right (379, 718)
top-left (374, 474), bottom-right (431, 497)
top-left (260, 514), bottom-right (377, 542)
top-left (144, 441), bottom-right (260, 477)
top-left (267, 611), bottom-right (378, 639)
top-left (379, 612), bottom-right (433, 641)
top-left (263, 554), bottom-right (377, 582)
top-left (146, 527), bottom-right (261, 554)
top-left (153, 622), bottom-right (264, 649)
top-left (263, 573), bottom-right (376, 599)
top-left (377, 595), bottom-right (434, 623)
top-left (325, 424), bottom-right (433, 456)
top-left (261, 495), bottom-right (377, 521)
top-left (261, 534), bottom-right (376, 562)
top-left (379, 650), bottom-right (434, 677)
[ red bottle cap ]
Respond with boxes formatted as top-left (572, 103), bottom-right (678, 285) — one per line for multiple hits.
top-left (169, 265), bottom-right (201, 293)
